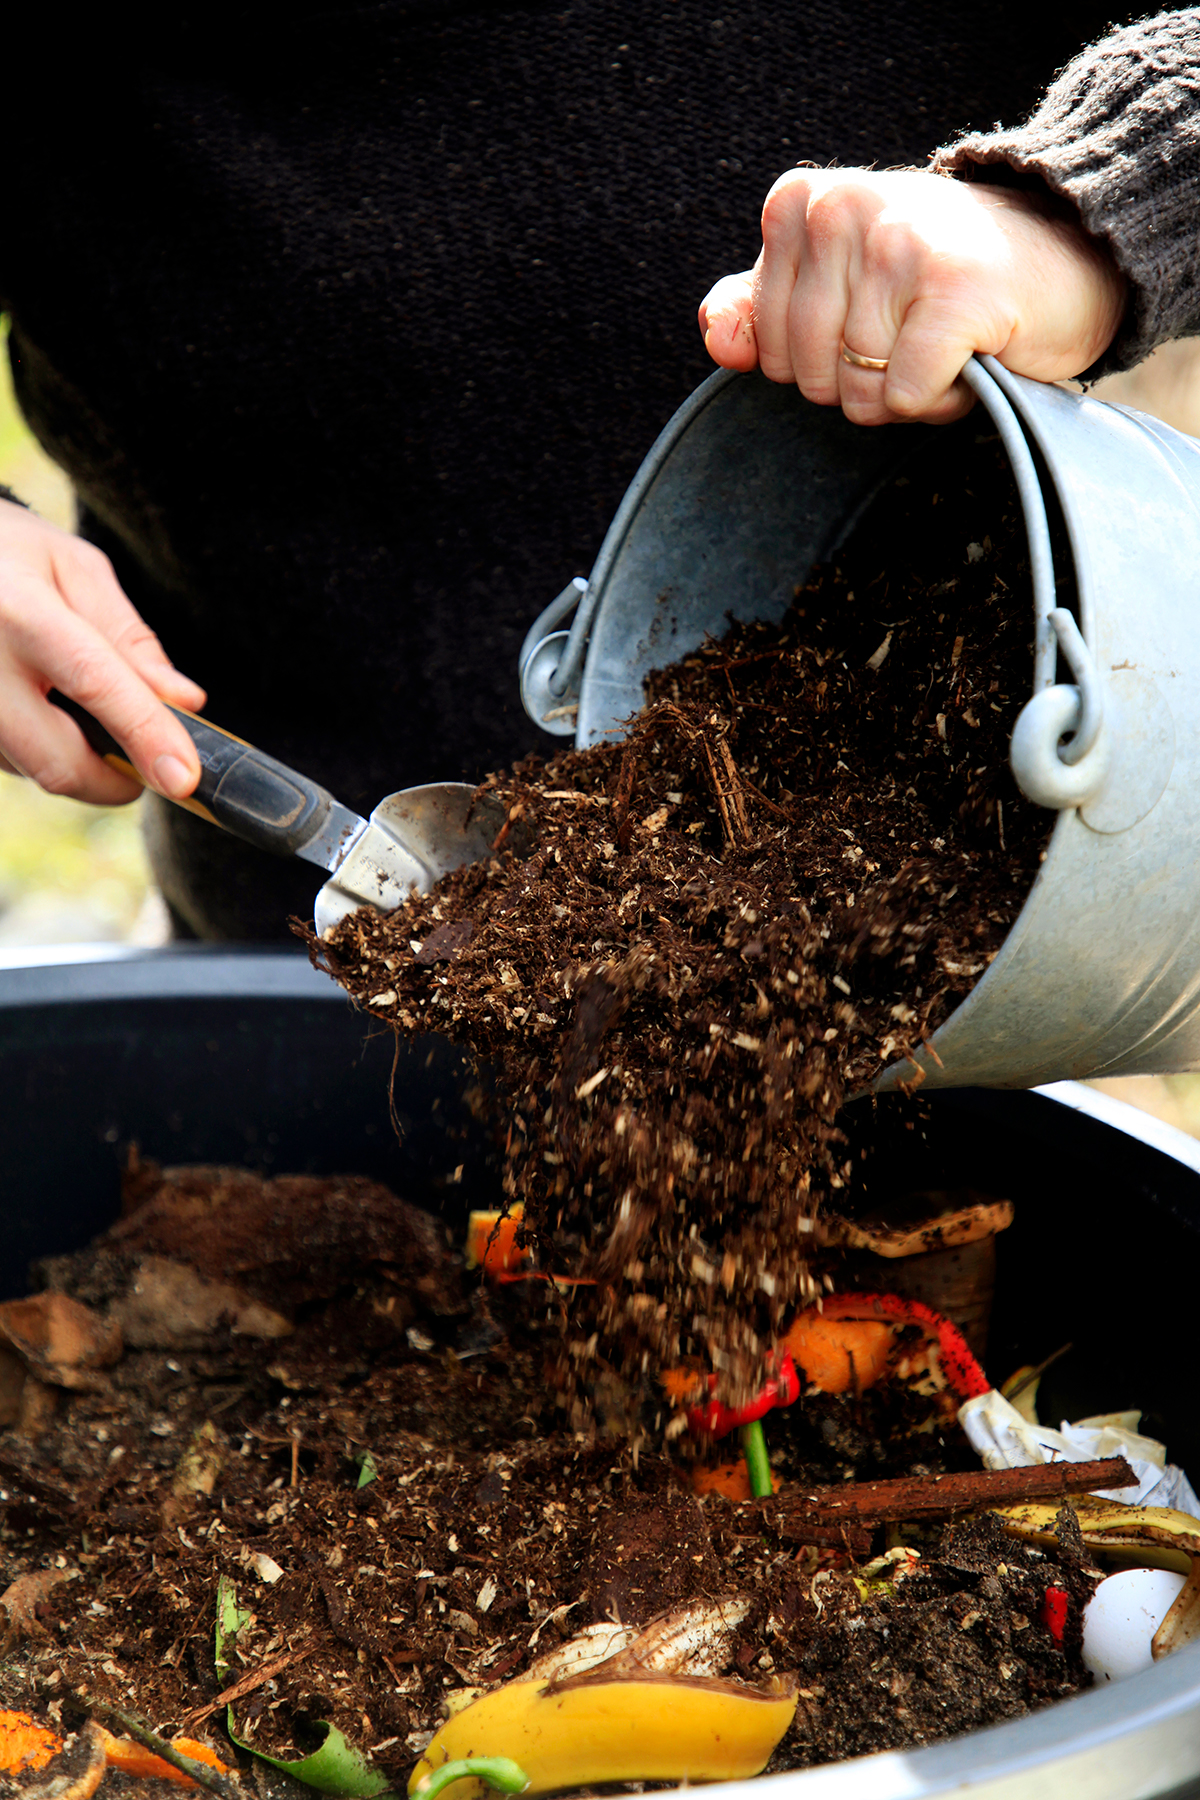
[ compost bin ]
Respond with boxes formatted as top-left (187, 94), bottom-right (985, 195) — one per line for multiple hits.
top-left (1, 946), bottom-right (1199, 1800)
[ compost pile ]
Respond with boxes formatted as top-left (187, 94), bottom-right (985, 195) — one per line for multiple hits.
top-left (0, 1161), bottom-right (1099, 1798)
top-left (310, 434), bottom-right (1053, 1411)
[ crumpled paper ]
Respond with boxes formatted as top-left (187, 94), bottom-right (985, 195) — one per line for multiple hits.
top-left (959, 1390), bottom-right (1200, 1518)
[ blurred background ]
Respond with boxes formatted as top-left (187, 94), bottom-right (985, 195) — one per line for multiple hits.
top-left (0, 318), bottom-right (167, 949)
top-left (1, 317), bottom-right (1199, 1129)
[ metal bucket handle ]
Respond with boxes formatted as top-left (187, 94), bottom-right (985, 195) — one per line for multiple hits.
top-left (961, 358), bottom-right (1108, 808)
top-left (520, 356), bottom-right (1111, 810)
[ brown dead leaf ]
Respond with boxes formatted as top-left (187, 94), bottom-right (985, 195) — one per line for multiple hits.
top-left (0, 1294), bottom-right (121, 1392)
top-left (111, 1256), bottom-right (292, 1349)
top-left (0, 1566), bottom-right (78, 1651)
top-left (0, 1346), bottom-right (25, 1427)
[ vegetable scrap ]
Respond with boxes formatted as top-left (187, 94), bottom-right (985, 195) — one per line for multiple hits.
top-left (410, 1671), bottom-right (798, 1797)
top-left (0, 1708), bottom-right (232, 1790)
top-left (413, 1758), bottom-right (530, 1800)
top-left (0, 1708), bottom-right (60, 1774)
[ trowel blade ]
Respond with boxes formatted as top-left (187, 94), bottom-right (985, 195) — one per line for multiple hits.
top-left (313, 783), bottom-right (505, 939)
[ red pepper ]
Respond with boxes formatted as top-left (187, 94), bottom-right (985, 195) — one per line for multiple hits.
top-left (685, 1290), bottom-right (988, 1441)
top-left (810, 1291), bottom-right (990, 1400)
top-left (686, 1352), bottom-right (801, 1439)
top-left (1040, 1585), bottom-right (1069, 1644)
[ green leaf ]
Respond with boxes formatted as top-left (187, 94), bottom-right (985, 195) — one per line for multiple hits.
top-left (214, 1575), bottom-right (252, 1683)
top-left (225, 1717), bottom-right (394, 1798)
top-left (354, 1450), bottom-right (379, 1490)
top-left (215, 1578), bottom-right (393, 1795)
top-left (412, 1757), bottom-right (530, 1799)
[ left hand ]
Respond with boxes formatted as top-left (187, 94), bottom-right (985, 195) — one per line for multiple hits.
top-left (698, 168), bottom-right (1128, 425)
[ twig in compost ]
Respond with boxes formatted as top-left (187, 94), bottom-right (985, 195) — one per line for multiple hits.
top-left (1005, 1343), bottom-right (1074, 1404)
top-left (658, 704), bottom-right (753, 847)
top-left (758, 1455), bottom-right (1137, 1527)
top-left (185, 1651), bottom-right (308, 1728)
top-left (66, 1694), bottom-right (241, 1800)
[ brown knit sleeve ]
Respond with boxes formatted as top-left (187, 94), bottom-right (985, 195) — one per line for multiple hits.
top-left (933, 8), bottom-right (1200, 377)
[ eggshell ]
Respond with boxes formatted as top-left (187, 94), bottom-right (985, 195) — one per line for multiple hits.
top-left (1081, 1567), bottom-right (1188, 1682)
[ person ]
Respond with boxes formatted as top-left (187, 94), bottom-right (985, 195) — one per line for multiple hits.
top-left (0, 2), bottom-right (1192, 939)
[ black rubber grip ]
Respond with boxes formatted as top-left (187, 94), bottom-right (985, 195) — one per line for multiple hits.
top-left (49, 690), bottom-right (335, 858)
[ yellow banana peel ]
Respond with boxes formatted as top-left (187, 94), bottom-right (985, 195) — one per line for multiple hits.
top-left (409, 1671), bottom-right (797, 1797)
top-left (997, 1495), bottom-right (1200, 1659)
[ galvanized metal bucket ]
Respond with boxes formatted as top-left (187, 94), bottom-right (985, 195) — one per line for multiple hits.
top-left (519, 358), bottom-right (1200, 1091)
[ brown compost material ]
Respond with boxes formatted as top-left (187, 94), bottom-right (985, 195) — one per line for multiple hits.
top-left (309, 433), bottom-right (1053, 1414)
top-left (0, 1163), bottom-right (1096, 1795)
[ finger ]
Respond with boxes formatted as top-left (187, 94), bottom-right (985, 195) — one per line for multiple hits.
top-left (0, 677), bottom-right (147, 804)
top-left (773, 179), bottom-right (861, 405)
top-left (883, 292), bottom-right (1001, 421)
top-left (698, 271), bottom-right (758, 370)
top-left (48, 537), bottom-right (207, 711)
top-left (837, 294), bottom-right (902, 427)
top-left (0, 567), bottom-right (202, 799)
top-left (753, 172), bottom-right (819, 385)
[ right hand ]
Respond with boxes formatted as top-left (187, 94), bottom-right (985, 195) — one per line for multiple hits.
top-left (0, 498), bottom-right (206, 804)
top-left (698, 168), bottom-right (1128, 426)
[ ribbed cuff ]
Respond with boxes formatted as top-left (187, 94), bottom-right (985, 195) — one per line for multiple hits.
top-left (934, 8), bottom-right (1200, 379)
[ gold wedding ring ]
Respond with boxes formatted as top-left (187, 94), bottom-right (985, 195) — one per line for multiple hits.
top-left (840, 340), bottom-right (890, 372)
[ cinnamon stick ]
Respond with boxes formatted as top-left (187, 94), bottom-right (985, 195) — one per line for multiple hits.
top-left (756, 1455), bottom-right (1136, 1527)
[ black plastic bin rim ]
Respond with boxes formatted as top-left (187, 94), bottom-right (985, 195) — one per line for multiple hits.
top-left (0, 943), bottom-right (337, 1006)
top-left (3, 946), bottom-right (1200, 1799)
top-left (3, 944), bottom-right (1199, 1166)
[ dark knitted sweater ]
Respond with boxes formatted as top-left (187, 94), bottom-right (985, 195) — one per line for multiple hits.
top-left (0, 0), bottom-right (1169, 937)
top-left (937, 8), bottom-right (1200, 375)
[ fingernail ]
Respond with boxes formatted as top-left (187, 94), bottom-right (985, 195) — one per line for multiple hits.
top-left (153, 753), bottom-right (195, 799)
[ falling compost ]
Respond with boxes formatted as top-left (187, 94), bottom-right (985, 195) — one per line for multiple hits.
top-left (309, 432), bottom-right (1054, 1412)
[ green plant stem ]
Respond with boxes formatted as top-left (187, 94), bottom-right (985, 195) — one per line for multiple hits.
top-left (67, 1692), bottom-right (241, 1800)
top-left (739, 1419), bottom-right (774, 1499)
top-left (414, 1758), bottom-right (529, 1799)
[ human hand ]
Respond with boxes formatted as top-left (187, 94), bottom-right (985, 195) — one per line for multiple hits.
top-left (698, 168), bottom-right (1127, 425)
top-left (0, 499), bottom-right (206, 804)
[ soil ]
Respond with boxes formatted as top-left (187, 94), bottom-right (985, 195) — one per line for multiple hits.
top-left (307, 432), bottom-right (1054, 1418)
top-left (0, 1161), bottom-right (1096, 1798)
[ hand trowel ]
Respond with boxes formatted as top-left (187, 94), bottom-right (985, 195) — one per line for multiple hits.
top-left (49, 692), bottom-right (504, 937)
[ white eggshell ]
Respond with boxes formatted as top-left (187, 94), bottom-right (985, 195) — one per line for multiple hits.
top-left (1082, 1567), bottom-right (1188, 1683)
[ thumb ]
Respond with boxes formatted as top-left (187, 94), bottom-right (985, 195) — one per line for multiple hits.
top-left (699, 271), bottom-right (759, 371)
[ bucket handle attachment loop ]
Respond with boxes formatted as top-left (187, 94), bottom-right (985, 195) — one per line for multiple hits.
top-left (519, 577), bottom-right (588, 736)
top-left (1009, 608), bottom-right (1111, 810)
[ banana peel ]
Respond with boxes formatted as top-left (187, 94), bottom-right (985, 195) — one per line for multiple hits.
top-left (409, 1671), bottom-right (797, 1797)
top-left (997, 1495), bottom-right (1200, 1659)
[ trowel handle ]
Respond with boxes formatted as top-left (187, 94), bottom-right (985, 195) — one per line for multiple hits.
top-left (48, 690), bottom-right (338, 858)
